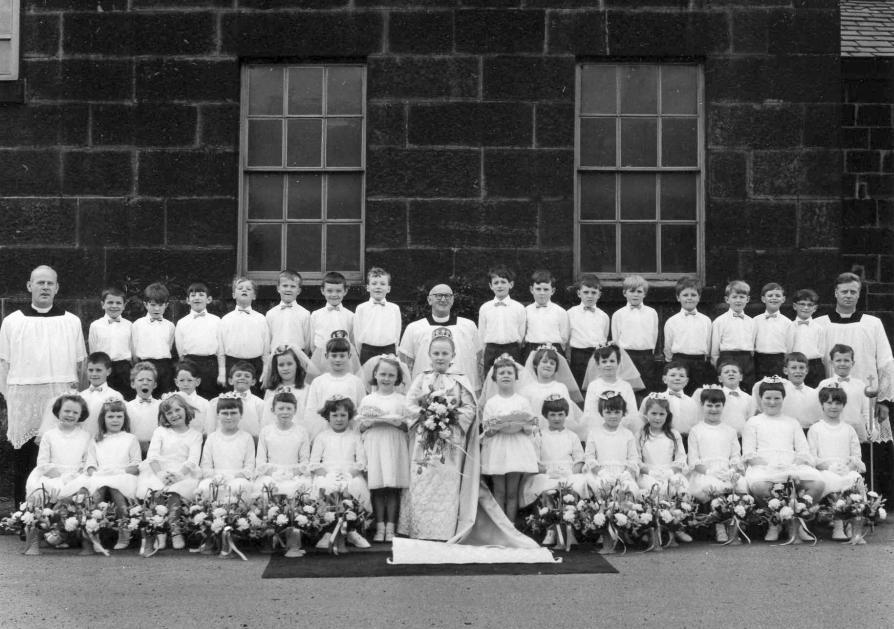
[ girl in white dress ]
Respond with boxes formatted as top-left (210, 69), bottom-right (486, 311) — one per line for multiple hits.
top-left (86, 397), bottom-right (141, 550)
top-left (137, 394), bottom-right (202, 551)
top-left (522, 345), bottom-right (586, 439)
top-left (807, 385), bottom-right (865, 540)
top-left (583, 344), bottom-right (639, 434)
top-left (254, 390), bottom-right (312, 499)
top-left (310, 396), bottom-right (371, 548)
top-left (304, 336), bottom-right (368, 440)
top-left (197, 394), bottom-right (256, 502)
top-left (687, 388), bottom-right (746, 497)
top-left (584, 391), bottom-right (640, 496)
top-left (358, 355), bottom-right (409, 542)
top-left (481, 355), bottom-right (538, 524)
top-left (260, 345), bottom-right (309, 433)
top-left (742, 378), bottom-right (824, 541)
top-left (26, 393), bottom-right (91, 505)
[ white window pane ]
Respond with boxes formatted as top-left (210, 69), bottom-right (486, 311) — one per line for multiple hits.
top-left (288, 67), bottom-right (323, 116)
top-left (249, 67), bottom-right (283, 116)
top-left (247, 120), bottom-right (283, 167)
top-left (326, 224), bottom-right (362, 272)
top-left (287, 119), bottom-right (322, 167)
top-left (286, 224), bottom-right (322, 271)
top-left (326, 66), bottom-right (363, 116)
top-left (246, 224), bottom-right (282, 272)
top-left (327, 173), bottom-right (363, 219)
top-left (325, 118), bottom-right (363, 168)
top-left (620, 65), bottom-right (657, 115)
top-left (287, 173), bottom-right (322, 220)
top-left (247, 174), bottom-right (283, 220)
top-left (0, 0), bottom-right (13, 34)
top-left (580, 65), bottom-right (616, 115)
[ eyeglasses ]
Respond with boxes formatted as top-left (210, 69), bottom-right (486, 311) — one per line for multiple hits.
top-left (429, 293), bottom-right (454, 300)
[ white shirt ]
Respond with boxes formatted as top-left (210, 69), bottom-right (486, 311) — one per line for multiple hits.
top-left (687, 421), bottom-right (741, 472)
top-left (88, 316), bottom-right (132, 361)
top-left (399, 316), bottom-right (482, 392)
top-left (567, 304), bottom-right (610, 349)
top-left (693, 386), bottom-right (756, 436)
top-left (266, 301), bottom-right (311, 353)
top-left (174, 310), bottom-right (221, 356)
top-left (218, 307), bottom-right (269, 359)
top-left (665, 388), bottom-right (700, 435)
top-left (478, 297), bottom-right (526, 345)
top-left (663, 309), bottom-right (711, 360)
top-left (610, 304), bottom-right (658, 351)
top-left (354, 299), bottom-right (402, 348)
top-left (750, 379), bottom-right (820, 429)
top-left (131, 316), bottom-right (175, 360)
top-left (710, 310), bottom-right (755, 362)
top-left (126, 397), bottom-right (161, 443)
top-left (0, 307), bottom-right (87, 385)
top-left (817, 376), bottom-right (870, 441)
top-left (817, 311), bottom-right (894, 402)
top-left (524, 302), bottom-right (569, 345)
top-left (753, 311), bottom-right (791, 354)
top-left (310, 304), bottom-right (355, 353)
top-left (79, 384), bottom-right (124, 439)
top-left (785, 317), bottom-right (824, 360)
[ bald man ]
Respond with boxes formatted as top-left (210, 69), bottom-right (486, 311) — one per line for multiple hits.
top-left (0, 265), bottom-right (86, 502)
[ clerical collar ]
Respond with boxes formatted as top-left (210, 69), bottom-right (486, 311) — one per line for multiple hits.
top-left (426, 313), bottom-right (457, 326)
top-left (828, 311), bottom-right (864, 325)
top-left (23, 304), bottom-right (65, 317)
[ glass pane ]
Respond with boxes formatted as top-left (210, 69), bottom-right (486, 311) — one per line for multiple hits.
top-left (579, 118), bottom-right (616, 167)
top-left (620, 118), bottom-right (657, 167)
top-left (248, 67), bottom-right (283, 116)
top-left (579, 173), bottom-right (615, 220)
top-left (288, 67), bottom-right (323, 116)
top-left (620, 65), bottom-right (658, 114)
top-left (660, 173), bottom-right (698, 220)
top-left (286, 224), bottom-right (322, 271)
top-left (247, 174), bottom-right (283, 220)
top-left (286, 119), bottom-right (322, 167)
top-left (661, 225), bottom-right (697, 273)
top-left (620, 173), bottom-right (656, 220)
top-left (0, 0), bottom-right (12, 33)
top-left (325, 224), bottom-right (362, 271)
top-left (327, 173), bottom-right (363, 219)
top-left (246, 224), bottom-right (282, 272)
top-left (580, 65), bottom-right (616, 115)
top-left (0, 41), bottom-right (11, 75)
top-left (326, 66), bottom-right (363, 116)
top-left (661, 66), bottom-right (698, 115)
top-left (662, 118), bottom-right (698, 167)
top-left (580, 224), bottom-right (616, 274)
top-left (620, 224), bottom-right (656, 273)
top-left (326, 118), bottom-right (363, 168)
top-left (247, 119), bottom-right (282, 167)
top-left (287, 174), bottom-right (322, 220)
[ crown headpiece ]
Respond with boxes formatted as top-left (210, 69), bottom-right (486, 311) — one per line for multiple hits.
top-left (330, 329), bottom-right (348, 339)
top-left (598, 390), bottom-right (621, 400)
top-left (432, 327), bottom-right (453, 339)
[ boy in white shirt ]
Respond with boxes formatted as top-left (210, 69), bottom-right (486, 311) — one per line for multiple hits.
top-left (658, 361), bottom-right (699, 442)
top-left (611, 275), bottom-right (659, 394)
top-left (523, 269), bottom-right (569, 361)
top-left (354, 267), bottom-right (402, 365)
top-left (310, 271), bottom-right (355, 371)
top-left (567, 274), bottom-right (610, 389)
top-left (266, 269), bottom-right (311, 354)
top-left (753, 282), bottom-right (792, 381)
top-left (478, 264), bottom-right (526, 372)
top-left (173, 359), bottom-right (210, 434)
top-left (206, 361), bottom-right (265, 439)
top-left (131, 282), bottom-right (175, 393)
top-left (79, 352), bottom-right (123, 439)
top-left (694, 360), bottom-right (755, 437)
top-left (126, 361), bottom-right (161, 455)
top-left (816, 344), bottom-right (870, 442)
top-left (218, 276), bottom-right (268, 395)
top-left (88, 287), bottom-right (133, 396)
top-left (750, 352), bottom-right (819, 431)
top-left (785, 288), bottom-right (825, 388)
top-left (174, 282), bottom-right (221, 400)
top-left (710, 280), bottom-right (755, 391)
top-left (663, 276), bottom-right (713, 395)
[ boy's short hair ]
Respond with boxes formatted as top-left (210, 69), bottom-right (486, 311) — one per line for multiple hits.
top-left (725, 280), bottom-right (750, 296)
top-left (699, 388), bottom-right (726, 405)
top-left (717, 360), bottom-right (742, 375)
top-left (829, 343), bottom-right (855, 361)
top-left (663, 360), bottom-right (690, 376)
top-left (232, 276), bottom-right (256, 292)
top-left (757, 380), bottom-right (786, 398)
top-left (675, 276), bottom-right (700, 297)
top-left (541, 396), bottom-right (570, 416)
top-left (101, 287), bottom-right (126, 301)
top-left (597, 392), bottom-right (627, 415)
top-left (529, 269), bottom-right (555, 287)
top-left (784, 352), bottom-right (808, 367)
top-left (322, 271), bottom-right (347, 288)
top-left (577, 274), bottom-right (601, 290)
top-left (217, 396), bottom-right (244, 414)
top-left (318, 396), bottom-right (356, 420)
top-left (87, 351), bottom-right (112, 369)
top-left (818, 386), bottom-right (848, 405)
top-left (229, 361), bottom-right (257, 379)
top-left (175, 360), bottom-right (201, 378)
top-left (272, 391), bottom-right (298, 409)
top-left (367, 267), bottom-right (390, 283)
top-left (52, 393), bottom-right (89, 421)
top-left (187, 282), bottom-right (210, 296)
top-left (794, 288), bottom-right (818, 304)
top-left (593, 343), bottom-right (621, 363)
top-left (761, 282), bottom-right (784, 296)
top-left (488, 264), bottom-right (516, 284)
top-left (325, 336), bottom-right (351, 355)
top-left (143, 282), bottom-right (169, 303)
top-left (130, 360), bottom-right (158, 381)
top-left (835, 272), bottom-right (862, 288)
top-left (278, 269), bottom-right (302, 285)
top-left (622, 275), bottom-right (648, 293)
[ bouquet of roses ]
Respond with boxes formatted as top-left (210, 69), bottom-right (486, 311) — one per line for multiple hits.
top-left (128, 493), bottom-right (173, 558)
top-left (183, 494), bottom-right (253, 560)
top-left (585, 482), bottom-right (648, 554)
top-left (257, 491), bottom-right (323, 557)
top-left (821, 488), bottom-right (887, 545)
top-left (413, 386), bottom-right (461, 471)
top-left (315, 484), bottom-right (370, 555)
top-left (1, 502), bottom-right (57, 555)
top-left (757, 479), bottom-right (819, 545)
top-left (704, 491), bottom-right (758, 544)
top-left (482, 410), bottom-right (537, 436)
top-left (644, 493), bottom-right (697, 550)
top-left (524, 483), bottom-right (584, 550)
top-left (67, 494), bottom-right (116, 556)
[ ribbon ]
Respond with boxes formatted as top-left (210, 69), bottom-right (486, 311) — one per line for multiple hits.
top-left (722, 516), bottom-right (751, 546)
top-left (22, 524), bottom-right (41, 556)
top-left (87, 531), bottom-right (110, 556)
top-left (220, 525), bottom-right (247, 560)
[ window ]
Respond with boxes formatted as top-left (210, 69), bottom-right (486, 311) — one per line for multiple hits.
top-left (0, 0), bottom-right (19, 80)
top-left (575, 63), bottom-right (703, 280)
top-left (239, 64), bottom-right (366, 283)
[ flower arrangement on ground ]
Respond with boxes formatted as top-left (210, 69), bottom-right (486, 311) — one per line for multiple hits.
top-left (703, 491), bottom-right (759, 544)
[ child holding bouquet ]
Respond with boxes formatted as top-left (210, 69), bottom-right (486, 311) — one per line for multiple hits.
top-left (357, 355), bottom-right (409, 542)
top-left (584, 391), bottom-right (640, 497)
top-left (481, 354), bottom-right (538, 524)
top-left (687, 387), bottom-right (745, 500)
top-left (197, 393), bottom-right (256, 502)
top-left (254, 391), bottom-right (311, 499)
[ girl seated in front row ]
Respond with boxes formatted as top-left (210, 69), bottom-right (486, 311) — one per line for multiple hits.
top-left (197, 393), bottom-right (256, 502)
top-left (254, 391), bottom-right (312, 499)
top-left (584, 391), bottom-right (640, 497)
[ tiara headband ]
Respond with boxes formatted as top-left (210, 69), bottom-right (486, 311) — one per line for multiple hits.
top-left (274, 344), bottom-right (295, 354)
top-left (432, 327), bottom-right (453, 339)
top-left (102, 395), bottom-right (125, 405)
top-left (647, 392), bottom-right (669, 401)
top-left (160, 391), bottom-right (182, 401)
top-left (598, 390), bottom-right (621, 400)
top-left (702, 384), bottom-right (723, 390)
top-left (330, 330), bottom-right (348, 339)
top-left (822, 382), bottom-right (842, 389)
top-left (375, 353), bottom-right (399, 362)
top-left (535, 343), bottom-right (557, 352)
top-left (326, 394), bottom-right (351, 403)
top-left (544, 393), bottom-right (565, 402)
top-left (218, 391), bottom-right (242, 400)
top-left (761, 375), bottom-right (784, 384)
top-left (595, 341), bottom-right (618, 350)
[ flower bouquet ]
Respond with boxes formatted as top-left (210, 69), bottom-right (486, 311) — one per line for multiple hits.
top-left (822, 488), bottom-right (887, 545)
top-left (315, 486), bottom-right (370, 555)
top-left (130, 492), bottom-right (172, 558)
top-left (524, 483), bottom-right (583, 551)
top-left (357, 404), bottom-right (406, 431)
top-left (413, 386), bottom-right (461, 472)
top-left (257, 487), bottom-right (323, 558)
top-left (585, 482), bottom-right (646, 555)
top-left (68, 495), bottom-right (116, 556)
top-left (1, 502), bottom-right (57, 555)
top-left (757, 479), bottom-right (819, 545)
top-left (642, 492), bottom-right (697, 551)
top-left (704, 491), bottom-right (758, 545)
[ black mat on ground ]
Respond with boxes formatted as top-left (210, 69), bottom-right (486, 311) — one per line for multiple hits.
top-left (261, 546), bottom-right (617, 578)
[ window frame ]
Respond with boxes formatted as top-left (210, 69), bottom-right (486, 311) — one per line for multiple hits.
top-left (237, 63), bottom-right (367, 285)
top-left (0, 0), bottom-right (20, 81)
top-left (573, 61), bottom-right (705, 285)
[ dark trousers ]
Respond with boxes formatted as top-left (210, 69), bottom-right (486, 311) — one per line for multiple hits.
top-left (12, 438), bottom-right (39, 504)
top-left (184, 354), bottom-right (219, 400)
top-left (626, 349), bottom-right (657, 394)
top-left (109, 359), bottom-right (134, 398)
top-left (224, 355), bottom-right (265, 396)
top-left (805, 358), bottom-right (826, 389)
top-left (569, 347), bottom-right (594, 389)
top-left (359, 343), bottom-right (397, 366)
top-left (523, 342), bottom-right (565, 363)
top-left (671, 353), bottom-right (716, 396)
top-left (717, 350), bottom-right (755, 392)
top-left (754, 352), bottom-right (786, 381)
top-left (861, 441), bottom-right (894, 499)
top-left (483, 342), bottom-right (522, 374)
top-left (137, 357), bottom-right (174, 394)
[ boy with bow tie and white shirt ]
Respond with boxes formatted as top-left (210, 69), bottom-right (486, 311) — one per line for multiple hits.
top-left (711, 280), bottom-right (756, 391)
top-left (753, 282), bottom-right (792, 381)
top-left (611, 275), bottom-right (659, 394)
top-left (523, 270), bottom-right (569, 361)
top-left (131, 282), bottom-right (176, 393)
top-left (310, 272), bottom-right (356, 373)
top-left (88, 287), bottom-right (133, 396)
top-left (174, 282), bottom-right (221, 400)
top-left (266, 269), bottom-right (312, 354)
top-left (785, 288), bottom-right (826, 388)
top-left (217, 276), bottom-right (268, 394)
top-left (663, 276), bottom-right (714, 395)
top-left (478, 264), bottom-right (526, 373)
top-left (354, 267), bottom-right (402, 365)
top-left (566, 274), bottom-right (610, 390)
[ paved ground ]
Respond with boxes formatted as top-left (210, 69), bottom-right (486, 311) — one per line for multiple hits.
top-left (1, 526), bottom-right (892, 629)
